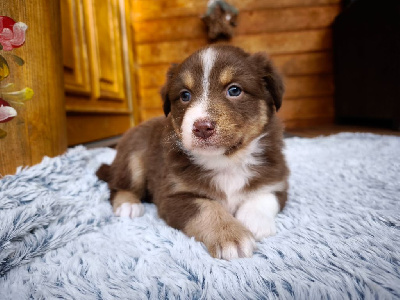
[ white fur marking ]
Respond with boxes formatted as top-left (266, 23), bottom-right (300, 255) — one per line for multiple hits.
top-left (181, 102), bottom-right (208, 150)
top-left (200, 48), bottom-right (216, 102)
top-left (216, 236), bottom-right (256, 260)
top-left (115, 206), bottom-right (122, 216)
top-left (118, 203), bottom-right (132, 218)
top-left (115, 203), bottom-right (145, 219)
top-left (130, 203), bottom-right (145, 218)
top-left (181, 48), bottom-right (217, 151)
top-left (235, 191), bottom-right (281, 240)
top-left (192, 134), bottom-right (271, 213)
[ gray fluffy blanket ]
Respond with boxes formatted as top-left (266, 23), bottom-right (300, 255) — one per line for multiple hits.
top-left (0, 133), bottom-right (399, 299)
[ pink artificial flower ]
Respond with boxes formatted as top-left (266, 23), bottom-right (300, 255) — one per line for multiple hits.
top-left (0, 16), bottom-right (27, 51)
top-left (0, 98), bottom-right (16, 123)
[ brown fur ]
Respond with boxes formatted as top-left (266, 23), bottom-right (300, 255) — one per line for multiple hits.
top-left (184, 199), bottom-right (255, 258)
top-left (112, 191), bottom-right (141, 211)
top-left (97, 45), bottom-right (289, 260)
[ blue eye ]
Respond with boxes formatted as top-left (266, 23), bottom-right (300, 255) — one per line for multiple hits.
top-left (180, 91), bottom-right (191, 102)
top-left (227, 85), bottom-right (242, 97)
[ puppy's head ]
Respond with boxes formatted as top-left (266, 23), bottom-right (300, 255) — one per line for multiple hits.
top-left (161, 45), bottom-right (284, 156)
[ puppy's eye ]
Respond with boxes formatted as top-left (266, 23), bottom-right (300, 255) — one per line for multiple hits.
top-left (227, 85), bottom-right (242, 97)
top-left (180, 91), bottom-right (191, 102)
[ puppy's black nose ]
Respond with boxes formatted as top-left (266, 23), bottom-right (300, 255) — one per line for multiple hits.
top-left (193, 119), bottom-right (216, 139)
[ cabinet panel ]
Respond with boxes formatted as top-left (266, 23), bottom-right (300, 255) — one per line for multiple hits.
top-left (67, 113), bottom-right (131, 145)
top-left (61, 0), bottom-right (135, 145)
top-left (92, 0), bottom-right (126, 101)
top-left (60, 0), bottom-right (91, 95)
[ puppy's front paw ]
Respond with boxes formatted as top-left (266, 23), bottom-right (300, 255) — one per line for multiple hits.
top-left (183, 199), bottom-right (256, 260)
top-left (198, 220), bottom-right (256, 260)
top-left (115, 203), bottom-right (144, 218)
top-left (236, 214), bottom-right (276, 241)
top-left (212, 228), bottom-right (256, 260)
top-left (236, 209), bottom-right (276, 241)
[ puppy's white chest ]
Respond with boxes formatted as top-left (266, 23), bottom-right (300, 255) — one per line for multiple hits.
top-left (211, 167), bottom-right (253, 213)
top-left (192, 135), bottom-right (266, 213)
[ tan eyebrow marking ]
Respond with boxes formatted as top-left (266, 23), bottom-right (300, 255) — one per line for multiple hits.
top-left (182, 70), bottom-right (194, 89)
top-left (219, 66), bottom-right (234, 85)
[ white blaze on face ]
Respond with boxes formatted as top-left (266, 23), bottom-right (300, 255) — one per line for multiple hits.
top-left (181, 48), bottom-right (217, 151)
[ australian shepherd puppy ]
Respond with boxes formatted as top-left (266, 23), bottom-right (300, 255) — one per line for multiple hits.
top-left (96, 45), bottom-right (289, 260)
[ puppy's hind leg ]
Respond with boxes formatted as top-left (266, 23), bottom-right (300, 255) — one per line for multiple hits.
top-left (111, 190), bottom-right (145, 218)
top-left (106, 152), bottom-right (146, 219)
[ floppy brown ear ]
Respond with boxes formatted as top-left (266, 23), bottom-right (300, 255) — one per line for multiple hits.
top-left (160, 63), bottom-right (178, 117)
top-left (250, 52), bottom-right (284, 111)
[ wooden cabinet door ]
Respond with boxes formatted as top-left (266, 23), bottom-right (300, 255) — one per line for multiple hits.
top-left (62, 0), bottom-right (129, 112)
top-left (60, 0), bottom-right (91, 96)
top-left (61, 0), bottom-right (134, 145)
top-left (91, 0), bottom-right (126, 102)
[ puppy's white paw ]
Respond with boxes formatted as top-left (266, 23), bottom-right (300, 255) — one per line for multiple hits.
top-left (236, 209), bottom-right (276, 240)
top-left (235, 194), bottom-right (279, 241)
top-left (115, 202), bottom-right (144, 218)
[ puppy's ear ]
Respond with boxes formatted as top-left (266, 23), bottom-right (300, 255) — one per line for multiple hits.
top-left (160, 63), bottom-right (178, 117)
top-left (160, 85), bottom-right (171, 117)
top-left (250, 52), bottom-right (284, 111)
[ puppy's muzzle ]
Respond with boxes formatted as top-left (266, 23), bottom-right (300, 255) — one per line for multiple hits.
top-left (193, 119), bottom-right (216, 139)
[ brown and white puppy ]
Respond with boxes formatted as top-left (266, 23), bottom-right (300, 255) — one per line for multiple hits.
top-left (96, 45), bottom-right (289, 260)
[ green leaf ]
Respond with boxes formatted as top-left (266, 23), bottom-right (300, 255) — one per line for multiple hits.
top-left (0, 44), bottom-right (3, 51)
top-left (0, 83), bottom-right (15, 91)
top-left (11, 55), bottom-right (25, 66)
top-left (2, 87), bottom-right (34, 104)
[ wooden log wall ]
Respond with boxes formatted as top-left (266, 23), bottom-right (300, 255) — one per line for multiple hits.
top-left (130, 0), bottom-right (341, 128)
top-left (0, 0), bottom-right (67, 175)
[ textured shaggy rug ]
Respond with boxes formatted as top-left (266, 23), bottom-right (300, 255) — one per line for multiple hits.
top-left (0, 133), bottom-right (399, 299)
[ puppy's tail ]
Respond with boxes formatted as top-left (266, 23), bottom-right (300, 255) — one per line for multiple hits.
top-left (96, 164), bottom-right (111, 183)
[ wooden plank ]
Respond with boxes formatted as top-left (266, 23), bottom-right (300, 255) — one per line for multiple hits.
top-left (66, 114), bottom-right (131, 145)
top-left (273, 52), bottom-right (333, 76)
top-left (284, 74), bottom-right (334, 99)
top-left (134, 5), bottom-right (340, 44)
top-left (236, 5), bottom-right (340, 35)
top-left (136, 39), bottom-right (207, 65)
top-left (132, 0), bottom-right (341, 21)
top-left (139, 88), bottom-right (163, 109)
top-left (278, 97), bottom-right (334, 120)
top-left (136, 29), bottom-right (332, 65)
top-left (138, 74), bottom-right (335, 109)
top-left (138, 52), bottom-right (333, 89)
top-left (138, 64), bottom-right (170, 89)
top-left (124, 0), bottom-right (141, 126)
top-left (65, 93), bottom-right (130, 112)
top-left (140, 109), bottom-right (164, 123)
top-left (230, 29), bottom-right (332, 55)
top-left (134, 16), bottom-right (204, 44)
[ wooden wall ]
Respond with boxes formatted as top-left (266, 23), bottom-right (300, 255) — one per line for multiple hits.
top-left (0, 1), bottom-right (67, 175)
top-left (130, 0), bottom-right (341, 128)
